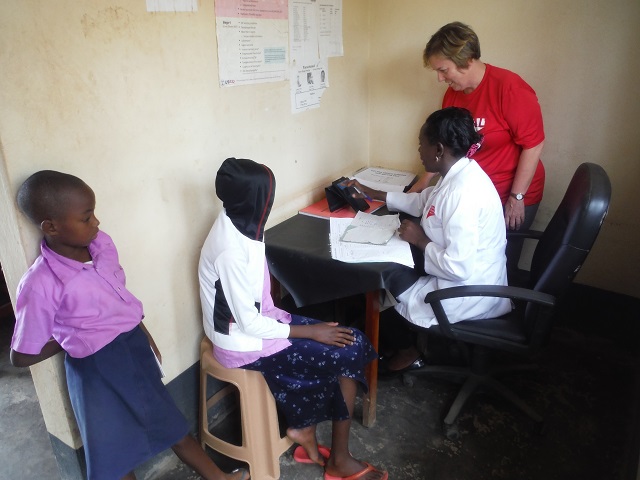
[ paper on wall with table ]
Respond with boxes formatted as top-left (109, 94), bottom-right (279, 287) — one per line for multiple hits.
top-left (340, 211), bottom-right (400, 245)
top-left (330, 217), bottom-right (414, 268)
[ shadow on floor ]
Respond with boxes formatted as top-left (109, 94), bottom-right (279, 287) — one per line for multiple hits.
top-left (2, 283), bottom-right (639, 480)
top-left (0, 294), bottom-right (60, 479)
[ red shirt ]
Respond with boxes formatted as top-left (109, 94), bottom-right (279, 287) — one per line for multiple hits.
top-left (443, 64), bottom-right (545, 205)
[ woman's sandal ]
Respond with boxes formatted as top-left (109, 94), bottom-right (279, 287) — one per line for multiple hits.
top-left (293, 444), bottom-right (331, 465)
top-left (323, 462), bottom-right (388, 480)
top-left (230, 467), bottom-right (250, 480)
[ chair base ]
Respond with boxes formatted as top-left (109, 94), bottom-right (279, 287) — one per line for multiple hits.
top-left (403, 362), bottom-right (543, 434)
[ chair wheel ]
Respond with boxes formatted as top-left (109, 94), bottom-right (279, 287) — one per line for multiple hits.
top-left (443, 423), bottom-right (460, 441)
top-left (402, 374), bottom-right (416, 387)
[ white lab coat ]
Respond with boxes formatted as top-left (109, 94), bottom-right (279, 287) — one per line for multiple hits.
top-left (387, 158), bottom-right (511, 329)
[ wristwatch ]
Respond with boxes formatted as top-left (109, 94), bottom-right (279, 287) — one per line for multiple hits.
top-left (510, 192), bottom-right (525, 201)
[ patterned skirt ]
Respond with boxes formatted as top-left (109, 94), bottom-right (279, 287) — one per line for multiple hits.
top-left (243, 315), bottom-right (377, 429)
top-left (65, 325), bottom-right (189, 480)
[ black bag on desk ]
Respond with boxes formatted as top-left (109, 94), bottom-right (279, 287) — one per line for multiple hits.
top-left (325, 177), bottom-right (370, 212)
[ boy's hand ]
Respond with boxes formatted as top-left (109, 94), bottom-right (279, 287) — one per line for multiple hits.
top-left (10, 338), bottom-right (63, 368)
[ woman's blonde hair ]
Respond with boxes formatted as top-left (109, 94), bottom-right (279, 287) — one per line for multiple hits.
top-left (424, 22), bottom-right (481, 69)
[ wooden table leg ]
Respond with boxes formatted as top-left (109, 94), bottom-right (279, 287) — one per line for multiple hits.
top-left (362, 290), bottom-right (380, 427)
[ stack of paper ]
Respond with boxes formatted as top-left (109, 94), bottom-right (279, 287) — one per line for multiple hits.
top-left (329, 217), bottom-right (414, 268)
top-left (352, 166), bottom-right (417, 193)
top-left (340, 212), bottom-right (400, 245)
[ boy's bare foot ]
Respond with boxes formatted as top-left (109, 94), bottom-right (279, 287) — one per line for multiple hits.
top-left (286, 425), bottom-right (325, 465)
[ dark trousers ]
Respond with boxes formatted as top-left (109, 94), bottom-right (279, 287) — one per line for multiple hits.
top-left (379, 307), bottom-right (417, 352)
top-left (505, 202), bottom-right (540, 280)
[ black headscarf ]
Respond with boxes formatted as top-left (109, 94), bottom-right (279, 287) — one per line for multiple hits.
top-left (215, 157), bottom-right (276, 241)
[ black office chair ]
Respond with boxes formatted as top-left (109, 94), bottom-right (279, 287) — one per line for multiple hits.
top-left (403, 162), bottom-right (612, 440)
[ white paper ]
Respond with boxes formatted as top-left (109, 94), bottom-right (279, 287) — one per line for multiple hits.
top-left (290, 61), bottom-right (328, 113)
top-left (318, 0), bottom-right (343, 58)
top-left (146, 0), bottom-right (197, 12)
top-left (215, 0), bottom-right (289, 87)
top-left (289, 0), bottom-right (343, 63)
top-left (341, 212), bottom-right (400, 245)
top-left (151, 346), bottom-right (166, 378)
top-left (289, 0), bottom-right (320, 65)
top-left (352, 166), bottom-right (416, 193)
top-left (330, 218), bottom-right (414, 268)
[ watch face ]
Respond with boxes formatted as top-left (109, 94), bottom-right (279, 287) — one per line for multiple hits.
top-left (516, 193), bottom-right (524, 200)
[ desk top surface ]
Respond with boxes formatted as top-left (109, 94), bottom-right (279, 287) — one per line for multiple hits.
top-left (265, 214), bottom-right (418, 307)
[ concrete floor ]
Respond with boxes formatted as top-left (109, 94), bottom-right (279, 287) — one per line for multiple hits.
top-left (2, 285), bottom-right (640, 480)
top-left (0, 312), bottom-right (60, 479)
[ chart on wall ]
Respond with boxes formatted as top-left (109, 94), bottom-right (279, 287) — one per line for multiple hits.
top-left (213, 0), bottom-right (343, 113)
top-left (214, 0), bottom-right (289, 87)
top-left (288, 0), bottom-right (341, 113)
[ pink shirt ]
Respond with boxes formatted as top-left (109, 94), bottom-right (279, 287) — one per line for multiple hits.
top-left (11, 231), bottom-right (143, 358)
top-left (213, 261), bottom-right (292, 368)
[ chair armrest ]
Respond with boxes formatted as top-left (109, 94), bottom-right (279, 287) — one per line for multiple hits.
top-left (506, 229), bottom-right (543, 241)
top-left (424, 285), bottom-right (555, 306)
top-left (423, 285), bottom-right (555, 338)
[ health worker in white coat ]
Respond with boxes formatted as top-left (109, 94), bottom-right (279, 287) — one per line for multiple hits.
top-left (350, 107), bottom-right (512, 371)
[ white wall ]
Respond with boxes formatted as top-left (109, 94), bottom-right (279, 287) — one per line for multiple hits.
top-left (368, 0), bottom-right (640, 297)
top-left (1, 0), bottom-right (639, 453)
top-left (0, 0), bottom-right (370, 446)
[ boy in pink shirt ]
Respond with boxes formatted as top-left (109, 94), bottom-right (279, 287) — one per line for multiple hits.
top-left (10, 170), bottom-right (248, 480)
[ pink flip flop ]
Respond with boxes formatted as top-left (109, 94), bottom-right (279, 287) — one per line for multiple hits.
top-left (293, 444), bottom-right (331, 464)
top-left (323, 462), bottom-right (388, 480)
top-left (230, 468), bottom-right (250, 480)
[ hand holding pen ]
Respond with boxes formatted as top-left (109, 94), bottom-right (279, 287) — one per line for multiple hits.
top-left (346, 179), bottom-right (386, 202)
top-left (353, 185), bottom-right (372, 201)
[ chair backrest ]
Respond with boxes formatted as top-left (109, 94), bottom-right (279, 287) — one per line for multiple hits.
top-left (520, 163), bottom-right (610, 347)
top-left (529, 163), bottom-right (611, 296)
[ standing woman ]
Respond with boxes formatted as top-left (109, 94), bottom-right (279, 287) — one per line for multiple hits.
top-left (409, 21), bottom-right (545, 275)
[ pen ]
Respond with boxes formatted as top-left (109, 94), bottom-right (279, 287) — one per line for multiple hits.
top-left (354, 186), bottom-right (372, 201)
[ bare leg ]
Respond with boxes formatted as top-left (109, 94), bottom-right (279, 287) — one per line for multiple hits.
top-left (287, 423), bottom-right (326, 465)
top-left (172, 435), bottom-right (249, 480)
top-left (288, 422), bottom-right (335, 466)
top-left (324, 378), bottom-right (387, 480)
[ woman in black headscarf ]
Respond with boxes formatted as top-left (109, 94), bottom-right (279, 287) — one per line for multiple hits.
top-left (198, 158), bottom-right (388, 480)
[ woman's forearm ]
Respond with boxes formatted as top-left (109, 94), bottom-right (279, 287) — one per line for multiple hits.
top-left (510, 142), bottom-right (544, 196)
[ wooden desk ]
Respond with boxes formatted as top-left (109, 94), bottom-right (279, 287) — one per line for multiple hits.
top-left (265, 214), bottom-right (418, 427)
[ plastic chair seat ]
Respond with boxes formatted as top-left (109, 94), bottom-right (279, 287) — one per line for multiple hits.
top-left (199, 337), bottom-right (292, 480)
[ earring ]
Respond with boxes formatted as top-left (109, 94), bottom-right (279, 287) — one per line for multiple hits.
top-left (435, 155), bottom-right (441, 162)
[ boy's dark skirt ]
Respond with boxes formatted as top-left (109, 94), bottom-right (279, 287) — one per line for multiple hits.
top-left (65, 325), bottom-right (189, 480)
